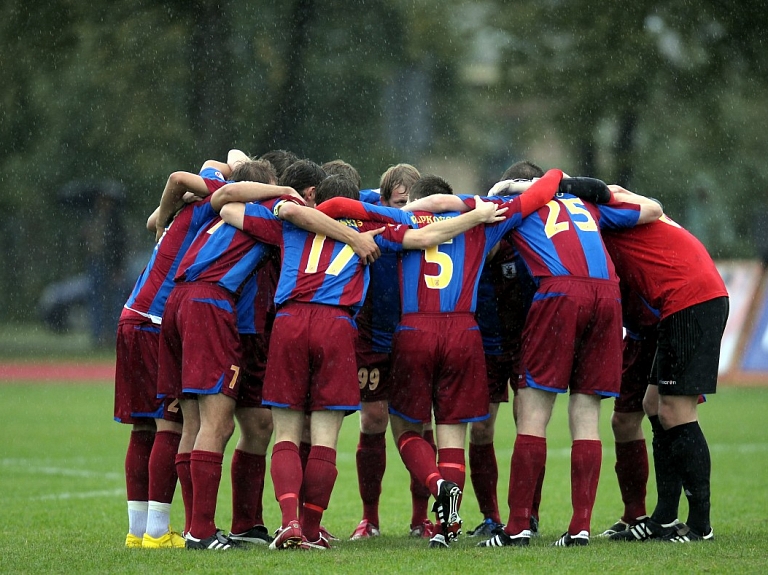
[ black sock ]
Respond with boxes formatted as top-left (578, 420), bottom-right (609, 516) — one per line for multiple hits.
top-left (649, 418), bottom-right (682, 525)
top-left (668, 421), bottom-right (711, 535)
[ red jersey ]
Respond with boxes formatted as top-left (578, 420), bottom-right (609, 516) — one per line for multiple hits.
top-left (602, 214), bottom-right (728, 320)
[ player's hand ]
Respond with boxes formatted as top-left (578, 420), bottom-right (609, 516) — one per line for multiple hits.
top-left (182, 191), bottom-right (202, 203)
top-left (487, 178), bottom-right (535, 197)
top-left (474, 195), bottom-right (508, 223)
top-left (353, 227), bottom-right (384, 264)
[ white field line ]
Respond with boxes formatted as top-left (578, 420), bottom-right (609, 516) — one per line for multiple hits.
top-left (33, 489), bottom-right (125, 501)
top-left (3, 442), bottom-right (767, 500)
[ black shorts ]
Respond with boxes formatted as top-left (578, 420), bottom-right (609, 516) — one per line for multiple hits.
top-left (654, 297), bottom-right (729, 396)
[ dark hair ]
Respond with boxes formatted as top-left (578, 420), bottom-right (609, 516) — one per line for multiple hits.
top-left (380, 163), bottom-right (420, 202)
top-left (408, 174), bottom-right (452, 201)
top-left (230, 159), bottom-right (277, 184)
top-left (501, 160), bottom-right (544, 181)
top-left (279, 159), bottom-right (326, 192)
top-left (259, 149), bottom-right (300, 180)
top-left (314, 175), bottom-right (359, 205)
top-left (321, 159), bottom-right (362, 189)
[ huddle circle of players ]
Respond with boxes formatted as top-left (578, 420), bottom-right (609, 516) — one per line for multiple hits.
top-left (114, 150), bottom-right (728, 550)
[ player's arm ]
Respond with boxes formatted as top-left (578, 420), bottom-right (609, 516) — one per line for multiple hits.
top-left (154, 171), bottom-right (211, 240)
top-left (210, 181), bottom-right (302, 212)
top-left (403, 194), bottom-right (467, 213)
top-left (608, 185), bottom-right (663, 224)
top-left (401, 196), bottom-right (507, 250)
top-left (277, 202), bottom-right (382, 264)
top-left (200, 149), bottom-right (250, 179)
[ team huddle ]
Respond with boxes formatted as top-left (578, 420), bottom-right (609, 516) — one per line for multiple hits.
top-left (114, 150), bottom-right (728, 551)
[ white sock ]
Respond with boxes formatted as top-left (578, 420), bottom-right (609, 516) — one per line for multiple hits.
top-left (127, 501), bottom-right (148, 537)
top-left (145, 501), bottom-right (172, 538)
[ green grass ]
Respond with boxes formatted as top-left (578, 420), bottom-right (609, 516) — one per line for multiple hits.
top-left (1, 381), bottom-right (766, 574)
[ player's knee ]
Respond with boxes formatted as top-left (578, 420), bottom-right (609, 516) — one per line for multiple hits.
top-left (610, 411), bottom-right (644, 442)
top-left (470, 420), bottom-right (494, 444)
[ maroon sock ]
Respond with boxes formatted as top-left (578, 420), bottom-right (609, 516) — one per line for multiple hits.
top-left (125, 429), bottom-right (154, 501)
top-left (469, 442), bottom-right (501, 523)
top-left (398, 431), bottom-right (442, 497)
top-left (410, 471), bottom-right (431, 527)
top-left (271, 441), bottom-right (302, 527)
top-left (506, 434), bottom-right (546, 534)
top-left (147, 431), bottom-right (180, 504)
top-left (437, 447), bottom-right (466, 491)
top-left (357, 432), bottom-right (386, 526)
top-left (532, 464), bottom-right (545, 521)
top-left (298, 441), bottom-right (311, 521)
top-left (188, 450), bottom-right (223, 540)
top-left (568, 439), bottom-right (602, 535)
top-left (231, 449), bottom-right (267, 534)
top-left (615, 439), bottom-right (648, 522)
top-left (175, 452), bottom-right (193, 534)
top-left (301, 446), bottom-right (338, 541)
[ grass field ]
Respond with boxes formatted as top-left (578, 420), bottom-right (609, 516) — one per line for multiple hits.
top-left (1, 379), bottom-right (767, 574)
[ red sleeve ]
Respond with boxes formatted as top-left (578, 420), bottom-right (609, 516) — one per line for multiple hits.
top-left (315, 197), bottom-right (370, 220)
top-left (518, 169), bottom-right (563, 217)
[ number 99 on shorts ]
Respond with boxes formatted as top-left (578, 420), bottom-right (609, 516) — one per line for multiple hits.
top-left (358, 367), bottom-right (380, 391)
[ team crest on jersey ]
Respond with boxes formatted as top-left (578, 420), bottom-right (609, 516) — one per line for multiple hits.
top-left (501, 263), bottom-right (517, 279)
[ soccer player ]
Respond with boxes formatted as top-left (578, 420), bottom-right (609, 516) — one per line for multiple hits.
top-left (116, 150), bottom-right (248, 548)
top-left (603, 186), bottom-right (729, 543)
top-left (157, 160), bottom-right (318, 551)
top-left (227, 159), bottom-right (328, 546)
top-left (219, 174), bottom-right (508, 550)
top-left (316, 170), bottom-right (566, 549)
top-left (598, 287), bottom-right (659, 537)
top-left (466, 161), bottom-right (543, 539)
top-left (348, 163), bottom-right (430, 541)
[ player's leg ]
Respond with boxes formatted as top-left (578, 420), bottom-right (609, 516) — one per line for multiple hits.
top-left (176, 398), bottom-right (199, 537)
top-left (468, 403), bottom-right (503, 536)
top-left (124, 421), bottom-right (155, 547)
top-left (187, 393), bottom-right (236, 542)
top-left (351, 398), bottom-right (388, 539)
top-left (480, 386), bottom-right (555, 548)
top-left (230, 405), bottom-right (273, 544)
top-left (143, 413), bottom-right (184, 548)
top-left (657, 394), bottom-right (712, 540)
top-left (561, 392), bottom-right (602, 546)
top-left (601, 410), bottom-right (648, 536)
top-left (301, 410), bottom-right (346, 544)
top-left (269, 407), bottom-right (305, 549)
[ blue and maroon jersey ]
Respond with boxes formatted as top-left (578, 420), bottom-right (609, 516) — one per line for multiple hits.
top-left (602, 214), bottom-right (728, 320)
top-left (322, 199), bottom-right (528, 314)
top-left (359, 188), bottom-right (382, 204)
top-left (470, 192), bottom-right (640, 283)
top-left (475, 239), bottom-right (532, 356)
top-left (240, 200), bottom-right (409, 313)
top-left (122, 168), bottom-right (227, 322)
top-left (175, 198), bottom-right (285, 297)
top-left (356, 251), bottom-right (401, 352)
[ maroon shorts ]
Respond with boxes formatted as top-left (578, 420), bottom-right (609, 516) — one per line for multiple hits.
top-left (355, 340), bottom-right (392, 403)
top-left (389, 313), bottom-right (489, 425)
top-left (114, 316), bottom-right (162, 424)
top-left (238, 332), bottom-right (269, 408)
top-left (614, 329), bottom-right (657, 413)
top-left (485, 353), bottom-right (517, 403)
top-left (157, 282), bottom-right (242, 400)
top-left (263, 303), bottom-right (360, 412)
top-left (520, 277), bottom-right (622, 396)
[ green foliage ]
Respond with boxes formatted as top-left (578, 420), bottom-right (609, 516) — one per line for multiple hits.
top-left (2, 0), bottom-right (767, 322)
top-left (0, 382), bottom-right (766, 573)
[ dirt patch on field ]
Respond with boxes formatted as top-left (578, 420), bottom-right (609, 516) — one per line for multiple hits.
top-left (0, 361), bottom-right (114, 382)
